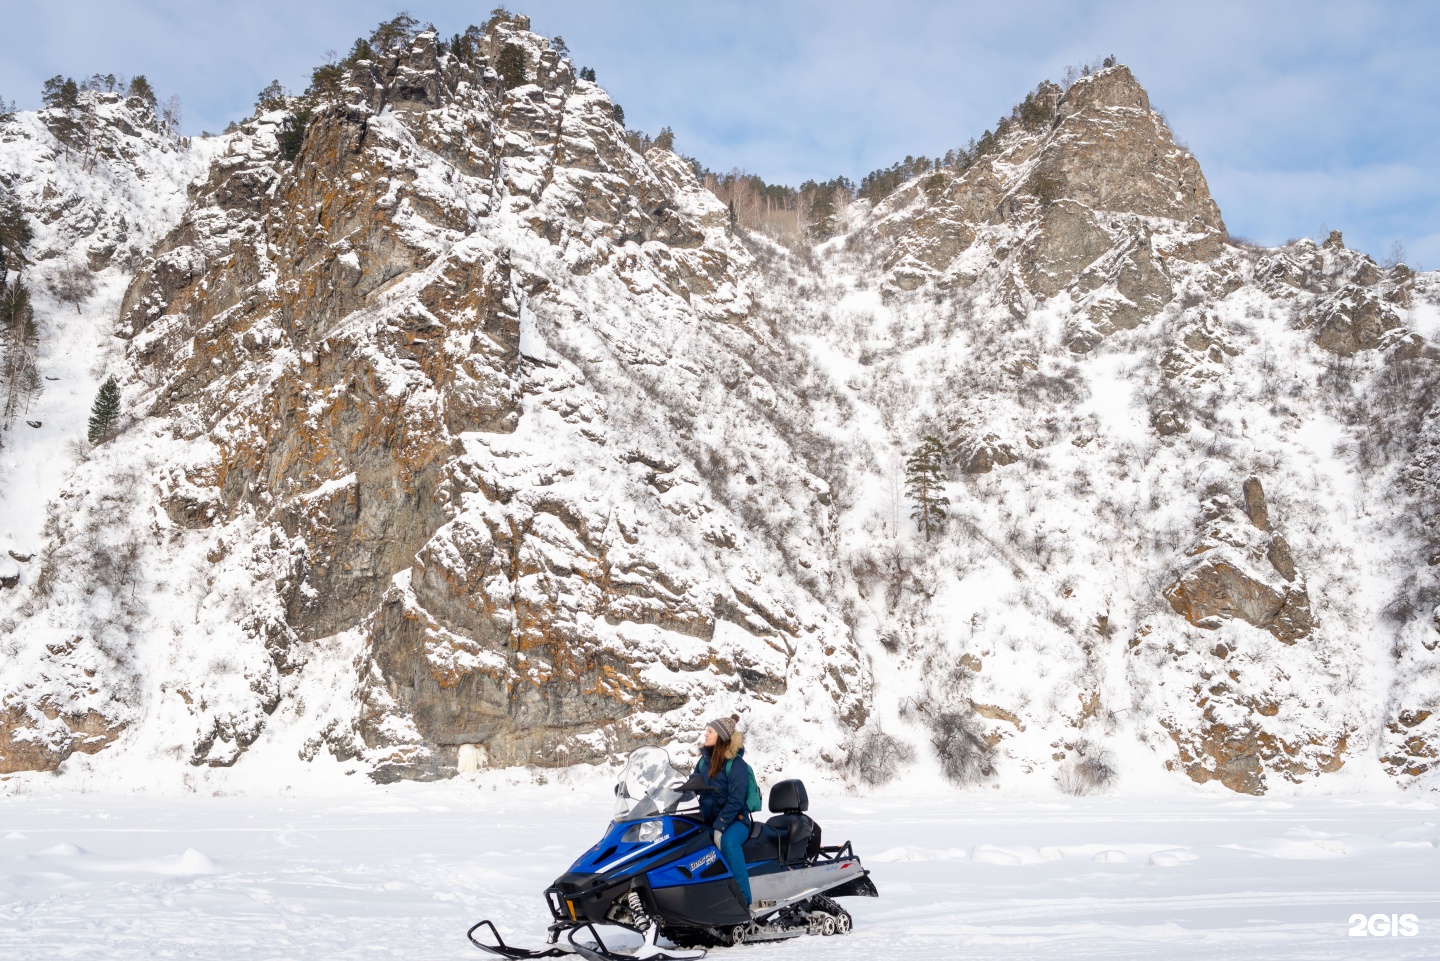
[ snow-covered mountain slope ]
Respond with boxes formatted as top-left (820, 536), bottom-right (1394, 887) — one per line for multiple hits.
top-left (1, 24), bottom-right (1437, 796)
top-left (0, 91), bottom-right (224, 558)
top-left (0, 18), bottom-right (864, 785)
top-left (0, 91), bottom-right (229, 775)
top-left (749, 66), bottom-right (1440, 795)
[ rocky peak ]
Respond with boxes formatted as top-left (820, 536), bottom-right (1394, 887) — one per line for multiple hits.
top-left (862, 62), bottom-right (1225, 336)
top-left (1057, 64), bottom-right (1152, 115)
top-left (1039, 65), bottom-right (1224, 231)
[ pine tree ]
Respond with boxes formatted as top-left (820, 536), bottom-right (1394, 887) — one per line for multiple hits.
top-left (496, 43), bottom-right (528, 89)
top-left (0, 190), bottom-right (32, 271)
top-left (126, 75), bottom-right (156, 109)
top-left (369, 13), bottom-right (419, 55)
top-left (41, 75), bottom-right (79, 109)
top-left (87, 376), bottom-right (120, 444)
top-left (1, 280), bottom-right (38, 429)
top-left (278, 105), bottom-right (312, 161)
top-left (803, 181), bottom-right (835, 239)
top-left (344, 37), bottom-right (376, 65)
top-left (905, 436), bottom-right (950, 541)
top-left (308, 62), bottom-right (344, 98)
top-left (255, 80), bottom-right (287, 112)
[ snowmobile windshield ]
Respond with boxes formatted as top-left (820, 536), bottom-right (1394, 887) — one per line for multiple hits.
top-left (613, 747), bottom-right (689, 821)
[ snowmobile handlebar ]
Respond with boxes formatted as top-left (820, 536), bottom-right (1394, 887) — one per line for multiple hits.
top-left (673, 774), bottom-right (717, 793)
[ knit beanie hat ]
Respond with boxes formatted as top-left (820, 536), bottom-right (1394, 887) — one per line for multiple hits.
top-left (707, 715), bottom-right (737, 742)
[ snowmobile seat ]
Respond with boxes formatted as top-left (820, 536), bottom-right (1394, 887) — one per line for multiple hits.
top-left (765, 780), bottom-right (821, 865)
top-left (742, 819), bottom-right (782, 864)
top-left (766, 814), bottom-right (821, 865)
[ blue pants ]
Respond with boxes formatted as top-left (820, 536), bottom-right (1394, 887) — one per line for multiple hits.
top-left (717, 819), bottom-right (752, 905)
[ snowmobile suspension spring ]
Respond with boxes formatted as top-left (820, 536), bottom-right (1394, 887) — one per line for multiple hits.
top-left (627, 890), bottom-right (652, 930)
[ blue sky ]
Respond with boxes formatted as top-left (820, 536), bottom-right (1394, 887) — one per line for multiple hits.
top-left (5, 1), bottom-right (1436, 266)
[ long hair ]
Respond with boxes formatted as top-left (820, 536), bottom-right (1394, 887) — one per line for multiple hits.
top-left (706, 714), bottom-right (742, 779)
top-left (707, 729), bottom-right (732, 779)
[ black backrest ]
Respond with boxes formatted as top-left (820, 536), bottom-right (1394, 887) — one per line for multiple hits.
top-left (765, 813), bottom-right (815, 866)
top-left (768, 778), bottom-right (808, 813)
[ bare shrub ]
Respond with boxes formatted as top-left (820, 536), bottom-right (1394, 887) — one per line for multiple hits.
top-left (1057, 740), bottom-right (1117, 795)
top-left (843, 726), bottom-right (916, 786)
top-left (92, 532), bottom-right (143, 599)
top-left (921, 706), bottom-right (994, 785)
top-left (50, 262), bottom-right (96, 313)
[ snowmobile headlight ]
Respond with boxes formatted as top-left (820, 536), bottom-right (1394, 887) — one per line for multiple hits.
top-left (621, 819), bottom-right (665, 843)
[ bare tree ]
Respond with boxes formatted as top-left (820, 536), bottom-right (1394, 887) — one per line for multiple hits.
top-left (161, 95), bottom-right (182, 136)
top-left (51, 262), bottom-right (95, 313)
top-left (1382, 241), bottom-right (1409, 270)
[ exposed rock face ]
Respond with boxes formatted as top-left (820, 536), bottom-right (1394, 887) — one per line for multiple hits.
top-left (958, 434), bottom-right (1019, 475)
top-left (2, 21), bottom-right (864, 779)
top-left (1140, 478), bottom-right (1357, 794)
top-left (1162, 717), bottom-right (1346, 795)
top-left (1309, 286), bottom-right (1404, 355)
top-left (864, 65), bottom-right (1228, 353)
top-left (1150, 409), bottom-right (1188, 436)
top-left (1241, 476), bottom-right (1270, 531)
top-left (1019, 201), bottom-right (1112, 298)
top-left (1381, 710), bottom-right (1439, 779)
top-left (1042, 67), bottom-right (1223, 230)
top-left (1164, 479), bottom-right (1312, 644)
top-left (0, 704), bottom-right (124, 775)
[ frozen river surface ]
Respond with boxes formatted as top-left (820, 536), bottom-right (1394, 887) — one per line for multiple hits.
top-left (2, 784), bottom-right (1438, 959)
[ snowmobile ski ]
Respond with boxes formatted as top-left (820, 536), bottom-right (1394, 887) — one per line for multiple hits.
top-left (466, 920), bottom-right (571, 959)
top-left (567, 922), bottom-right (707, 961)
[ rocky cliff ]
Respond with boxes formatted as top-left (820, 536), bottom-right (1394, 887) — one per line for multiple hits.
top-left (764, 65), bottom-right (1439, 795)
top-left (1, 28), bottom-right (1437, 795)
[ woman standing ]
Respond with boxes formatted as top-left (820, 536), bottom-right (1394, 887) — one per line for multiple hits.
top-left (693, 714), bottom-right (753, 910)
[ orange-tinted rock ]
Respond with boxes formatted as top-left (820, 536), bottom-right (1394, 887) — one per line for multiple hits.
top-left (1380, 709), bottom-right (1438, 779)
top-left (0, 705), bottom-right (125, 775)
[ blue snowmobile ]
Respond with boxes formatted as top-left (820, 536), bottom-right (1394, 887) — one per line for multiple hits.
top-left (468, 747), bottom-right (878, 960)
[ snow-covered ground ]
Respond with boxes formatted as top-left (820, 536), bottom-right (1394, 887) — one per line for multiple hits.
top-left (2, 780), bottom-right (1437, 959)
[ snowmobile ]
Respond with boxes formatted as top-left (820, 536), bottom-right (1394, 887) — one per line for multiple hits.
top-left (468, 747), bottom-right (878, 961)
